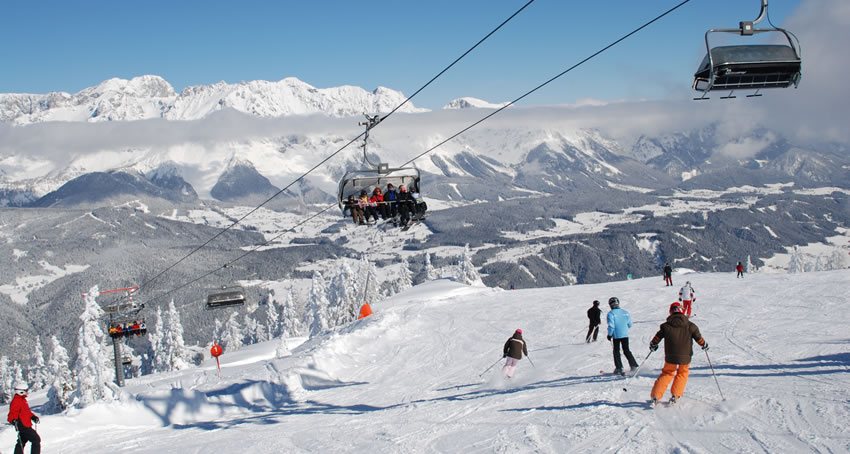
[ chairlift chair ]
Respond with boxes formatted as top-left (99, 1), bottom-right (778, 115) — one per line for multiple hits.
top-left (693, 0), bottom-right (801, 100)
top-left (205, 286), bottom-right (246, 309)
top-left (337, 114), bottom-right (424, 215)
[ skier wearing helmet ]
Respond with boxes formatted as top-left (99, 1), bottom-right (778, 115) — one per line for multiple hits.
top-left (648, 302), bottom-right (709, 407)
top-left (502, 329), bottom-right (528, 378)
top-left (606, 297), bottom-right (639, 375)
top-left (7, 382), bottom-right (41, 454)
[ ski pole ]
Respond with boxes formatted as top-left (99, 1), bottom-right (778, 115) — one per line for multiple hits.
top-left (526, 354), bottom-right (536, 368)
top-left (704, 349), bottom-right (726, 401)
top-left (478, 357), bottom-right (503, 377)
top-left (622, 350), bottom-right (653, 392)
top-left (14, 420), bottom-right (23, 453)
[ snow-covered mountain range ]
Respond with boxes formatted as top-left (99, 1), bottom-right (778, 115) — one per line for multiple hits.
top-left (0, 75), bottom-right (427, 124)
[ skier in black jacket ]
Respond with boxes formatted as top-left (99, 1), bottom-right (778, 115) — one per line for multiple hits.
top-left (586, 300), bottom-right (602, 343)
top-left (502, 329), bottom-right (528, 378)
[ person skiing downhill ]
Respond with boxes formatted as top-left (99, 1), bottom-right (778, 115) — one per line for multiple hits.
top-left (7, 382), bottom-right (41, 454)
top-left (502, 329), bottom-right (528, 378)
top-left (606, 297), bottom-right (639, 375)
top-left (663, 263), bottom-right (673, 286)
top-left (648, 302), bottom-right (708, 407)
top-left (678, 281), bottom-right (696, 318)
top-left (586, 300), bottom-right (602, 343)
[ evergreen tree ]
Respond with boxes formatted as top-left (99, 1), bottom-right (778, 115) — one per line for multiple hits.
top-left (11, 363), bottom-right (24, 392)
top-left (787, 246), bottom-right (805, 274)
top-left (455, 244), bottom-right (483, 285)
top-left (275, 333), bottom-right (290, 358)
top-left (265, 295), bottom-right (281, 339)
top-left (242, 313), bottom-right (265, 345)
top-left (358, 256), bottom-right (381, 305)
top-left (27, 336), bottom-right (49, 391)
top-left (397, 257), bottom-right (414, 293)
top-left (148, 307), bottom-right (165, 372)
top-left (73, 285), bottom-right (117, 407)
top-left (424, 253), bottom-right (438, 281)
top-left (45, 336), bottom-right (74, 413)
top-left (329, 261), bottom-right (360, 326)
top-left (221, 312), bottom-right (243, 351)
top-left (153, 300), bottom-right (191, 372)
top-left (746, 255), bottom-right (755, 274)
top-left (0, 356), bottom-right (11, 403)
top-left (306, 271), bottom-right (331, 337)
top-left (828, 248), bottom-right (846, 270)
top-left (280, 287), bottom-right (302, 337)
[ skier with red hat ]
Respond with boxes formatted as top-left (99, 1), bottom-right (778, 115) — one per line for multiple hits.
top-left (502, 329), bottom-right (528, 378)
top-left (647, 302), bottom-right (709, 407)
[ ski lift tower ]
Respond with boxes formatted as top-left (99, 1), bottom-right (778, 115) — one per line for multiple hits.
top-left (90, 286), bottom-right (145, 387)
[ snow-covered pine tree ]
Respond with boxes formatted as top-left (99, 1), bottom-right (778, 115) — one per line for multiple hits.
top-left (455, 244), bottom-right (483, 286)
top-left (72, 285), bottom-right (117, 407)
top-left (787, 246), bottom-right (805, 274)
top-left (358, 256), bottom-right (381, 305)
top-left (280, 287), bottom-right (302, 337)
top-left (27, 336), bottom-right (49, 391)
top-left (242, 313), bottom-right (265, 345)
top-left (0, 356), bottom-right (11, 403)
top-left (329, 261), bottom-right (361, 326)
top-left (815, 254), bottom-right (828, 272)
top-left (45, 335), bottom-right (74, 413)
top-left (11, 363), bottom-right (24, 393)
top-left (148, 307), bottom-right (165, 373)
top-left (265, 295), bottom-right (281, 340)
top-left (424, 253), bottom-right (438, 281)
top-left (222, 312), bottom-right (243, 351)
top-left (153, 300), bottom-right (192, 372)
top-left (306, 271), bottom-right (331, 337)
top-left (746, 255), bottom-right (755, 274)
top-left (397, 257), bottom-right (413, 293)
top-left (275, 333), bottom-right (290, 358)
top-left (828, 248), bottom-right (847, 270)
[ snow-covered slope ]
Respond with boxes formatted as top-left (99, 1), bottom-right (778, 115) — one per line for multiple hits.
top-left (0, 75), bottom-right (426, 124)
top-left (4, 270), bottom-right (849, 453)
top-left (442, 96), bottom-right (510, 110)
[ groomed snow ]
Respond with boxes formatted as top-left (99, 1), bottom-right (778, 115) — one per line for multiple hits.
top-left (3, 269), bottom-right (850, 453)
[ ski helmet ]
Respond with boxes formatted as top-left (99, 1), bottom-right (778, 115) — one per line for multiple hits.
top-left (13, 382), bottom-right (29, 396)
top-left (608, 297), bottom-right (620, 308)
top-left (515, 329), bottom-right (523, 335)
top-left (669, 302), bottom-right (684, 315)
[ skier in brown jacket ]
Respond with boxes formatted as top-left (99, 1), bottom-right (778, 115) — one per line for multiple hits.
top-left (502, 329), bottom-right (528, 378)
top-left (648, 302), bottom-right (708, 406)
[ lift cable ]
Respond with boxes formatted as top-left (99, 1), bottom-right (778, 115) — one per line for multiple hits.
top-left (136, 1), bottom-right (536, 294)
top-left (148, 0), bottom-right (694, 306)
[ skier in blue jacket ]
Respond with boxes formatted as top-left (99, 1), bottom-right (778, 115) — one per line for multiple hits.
top-left (606, 297), bottom-right (639, 375)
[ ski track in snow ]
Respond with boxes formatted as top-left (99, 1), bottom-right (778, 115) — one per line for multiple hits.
top-left (3, 271), bottom-right (850, 453)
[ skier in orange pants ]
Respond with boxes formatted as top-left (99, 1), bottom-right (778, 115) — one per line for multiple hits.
top-left (648, 302), bottom-right (708, 407)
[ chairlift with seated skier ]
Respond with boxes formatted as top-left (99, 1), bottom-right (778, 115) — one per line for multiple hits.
top-left (693, 0), bottom-right (801, 100)
top-left (337, 114), bottom-right (427, 224)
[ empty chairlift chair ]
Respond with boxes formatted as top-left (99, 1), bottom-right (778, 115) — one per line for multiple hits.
top-left (693, 0), bottom-right (801, 100)
top-left (206, 286), bottom-right (246, 310)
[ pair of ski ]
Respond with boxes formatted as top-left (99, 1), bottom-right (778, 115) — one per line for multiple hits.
top-left (648, 397), bottom-right (679, 409)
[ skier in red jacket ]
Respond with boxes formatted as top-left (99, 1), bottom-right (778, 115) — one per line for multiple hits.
top-left (736, 262), bottom-right (744, 278)
top-left (7, 382), bottom-right (41, 454)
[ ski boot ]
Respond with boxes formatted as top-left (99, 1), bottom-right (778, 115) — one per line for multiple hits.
top-left (648, 397), bottom-right (658, 409)
top-left (669, 395), bottom-right (679, 405)
top-left (614, 368), bottom-right (625, 376)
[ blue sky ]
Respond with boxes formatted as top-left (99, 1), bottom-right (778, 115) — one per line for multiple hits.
top-left (0, 0), bottom-right (803, 109)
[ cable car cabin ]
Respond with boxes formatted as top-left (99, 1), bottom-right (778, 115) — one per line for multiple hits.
top-left (206, 286), bottom-right (246, 309)
top-left (337, 167), bottom-right (422, 214)
top-left (693, 43), bottom-right (801, 97)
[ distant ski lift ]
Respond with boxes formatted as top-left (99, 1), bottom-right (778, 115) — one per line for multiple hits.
top-left (693, 0), bottom-right (801, 100)
top-left (206, 286), bottom-right (246, 310)
top-left (337, 114), bottom-right (423, 214)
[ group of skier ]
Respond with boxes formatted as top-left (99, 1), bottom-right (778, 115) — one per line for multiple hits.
top-left (501, 279), bottom-right (709, 408)
top-left (343, 184), bottom-right (427, 228)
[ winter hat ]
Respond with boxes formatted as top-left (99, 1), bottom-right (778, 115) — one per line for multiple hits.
top-left (593, 300), bottom-right (600, 306)
top-left (14, 382), bottom-right (29, 396)
top-left (608, 297), bottom-right (620, 308)
top-left (669, 302), bottom-right (684, 315)
top-left (515, 329), bottom-right (523, 335)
